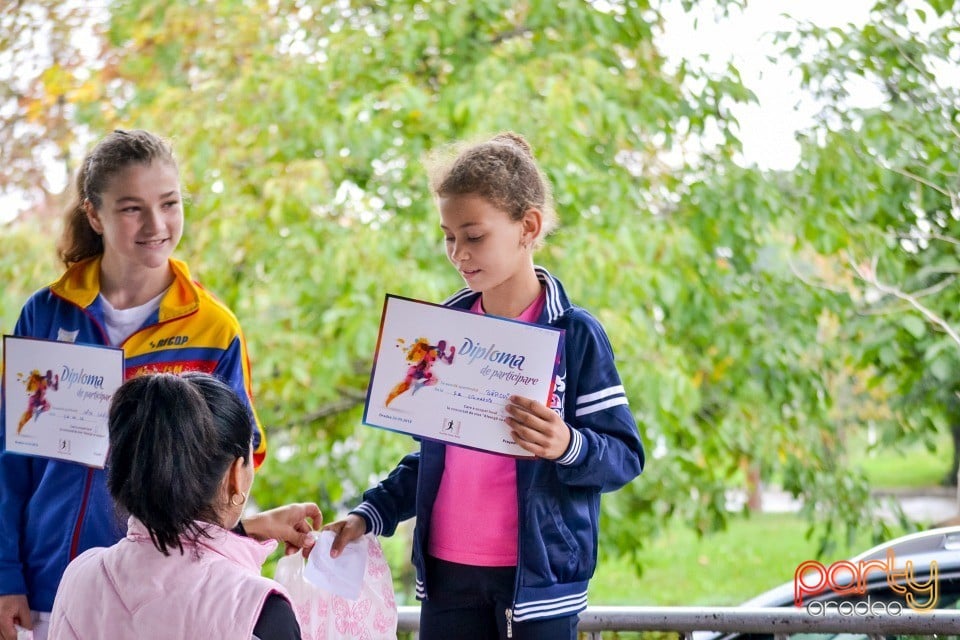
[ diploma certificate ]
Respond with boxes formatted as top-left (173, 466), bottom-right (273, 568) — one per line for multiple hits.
top-left (3, 336), bottom-right (124, 467)
top-left (363, 295), bottom-right (564, 457)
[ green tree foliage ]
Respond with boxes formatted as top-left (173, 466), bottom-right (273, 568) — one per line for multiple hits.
top-left (3, 0), bottom-right (949, 592)
top-left (776, 0), bottom-right (960, 486)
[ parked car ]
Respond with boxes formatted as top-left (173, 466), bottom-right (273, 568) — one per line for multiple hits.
top-left (700, 525), bottom-right (960, 640)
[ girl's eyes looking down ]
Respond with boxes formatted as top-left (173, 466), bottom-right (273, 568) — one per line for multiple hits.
top-left (444, 235), bottom-right (484, 243)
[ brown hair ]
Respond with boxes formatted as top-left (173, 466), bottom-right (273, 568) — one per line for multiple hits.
top-left (428, 132), bottom-right (558, 245)
top-left (58, 129), bottom-right (178, 267)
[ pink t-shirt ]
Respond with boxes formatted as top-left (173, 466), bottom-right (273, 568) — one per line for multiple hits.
top-left (427, 289), bottom-right (546, 566)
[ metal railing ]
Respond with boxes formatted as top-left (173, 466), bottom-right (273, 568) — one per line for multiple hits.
top-left (396, 605), bottom-right (960, 639)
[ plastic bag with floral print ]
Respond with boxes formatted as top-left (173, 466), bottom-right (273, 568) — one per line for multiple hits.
top-left (274, 533), bottom-right (398, 640)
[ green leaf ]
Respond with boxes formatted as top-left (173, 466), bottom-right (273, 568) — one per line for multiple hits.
top-left (900, 315), bottom-right (928, 340)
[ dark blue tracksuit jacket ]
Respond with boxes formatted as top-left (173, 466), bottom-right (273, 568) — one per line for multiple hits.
top-left (352, 267), bottom-right (644, 622)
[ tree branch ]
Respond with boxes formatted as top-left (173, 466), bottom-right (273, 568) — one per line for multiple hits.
top-left (858, 275), bottom-right (957, 315)
top-left (490, 25), bottom-right (532, 45)
top-left (884, 164), bottom-right (954, 199)
top-left (847, 254), bottom-right (960, 349)
top-left (280, 387), bottom-right (367, 430)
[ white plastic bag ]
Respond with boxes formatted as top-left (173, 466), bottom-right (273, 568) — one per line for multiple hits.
top-left (303, 531), bottom-right (370, 601)
top-left (274, 533), bottom-right (398, 640)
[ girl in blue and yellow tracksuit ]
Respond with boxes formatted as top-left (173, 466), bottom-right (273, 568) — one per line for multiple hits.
top-left (325, 132), bottom-right (645, 640)
top-left (0, 130), bottom-right (266, 639)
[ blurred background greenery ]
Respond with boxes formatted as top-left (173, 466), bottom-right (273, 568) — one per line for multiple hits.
top-left (2, 0), bottom-right (958, 605)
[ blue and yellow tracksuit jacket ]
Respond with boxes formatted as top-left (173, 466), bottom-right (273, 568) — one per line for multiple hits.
top-left (0, 256), bottom-right (266, 612)
top-left (351, 267), bottom-right (645, 623)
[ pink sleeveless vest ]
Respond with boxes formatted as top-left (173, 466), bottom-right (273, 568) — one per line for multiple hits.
top-left (49, 517), bottom-right (290, 639)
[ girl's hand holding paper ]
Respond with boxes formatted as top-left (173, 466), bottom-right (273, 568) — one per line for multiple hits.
top-left (304, 531), bottom-right (368, 600)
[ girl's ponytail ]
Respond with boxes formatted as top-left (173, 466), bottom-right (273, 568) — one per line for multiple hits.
top-left (492, 131), bottom-right (534, 157)
top-left (57, 158), bottom-right (103, 267)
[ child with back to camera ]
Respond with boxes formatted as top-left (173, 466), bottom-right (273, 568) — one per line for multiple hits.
top-left (325, 132), bottom-right (645, 640)
top-left (49, 372), bottom-right (307, 639)
top-left (0, 130), bottom-right (320, 640)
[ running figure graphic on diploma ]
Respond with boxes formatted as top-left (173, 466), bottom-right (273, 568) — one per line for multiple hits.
top-left (385, 338), bottom-right (455, 407)
top-left (17, 369), bottom-right (60, 434)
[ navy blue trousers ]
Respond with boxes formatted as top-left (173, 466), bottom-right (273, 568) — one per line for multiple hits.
top-left (419, 556), bottom-right (579, 640)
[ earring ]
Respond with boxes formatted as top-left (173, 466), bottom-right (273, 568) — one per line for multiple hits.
top-left (230, 492), bottom-right (247, 507)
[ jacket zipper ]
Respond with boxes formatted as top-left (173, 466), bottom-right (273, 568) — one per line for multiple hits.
top-left (507, 458), bottom-right (521, 638)
top-left (68, 297), bottom-right (137, 560)
top-left (57, 301), bottom-right (110, 560)
top-left (69, 468), bottom-right (95, 559)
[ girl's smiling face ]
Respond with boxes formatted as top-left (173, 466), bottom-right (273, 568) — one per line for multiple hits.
top-left (439, 193), bottom-right (535, 296)
top-left (85, 161), bottom-right (183, 275)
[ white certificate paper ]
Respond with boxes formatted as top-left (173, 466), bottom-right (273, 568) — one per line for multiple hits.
top-left (3, 335), bottom-right (124, 467)
top-left (363, 295), bottom-right (564, 457)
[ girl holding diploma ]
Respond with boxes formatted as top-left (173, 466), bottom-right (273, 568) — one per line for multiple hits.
top-left (0, 130), bottom-right (320, 640)
top-left (326, 132), bottom-right (645, 640)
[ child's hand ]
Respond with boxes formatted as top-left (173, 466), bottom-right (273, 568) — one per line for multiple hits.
top-left (0, 594), bottom-right (31, 640)
top-left (505, 395), bottom-right (571, 460)
top-left (323, 514), bottom-right (367, 558)
top-left (242, 502), bottom-right (322, 556)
